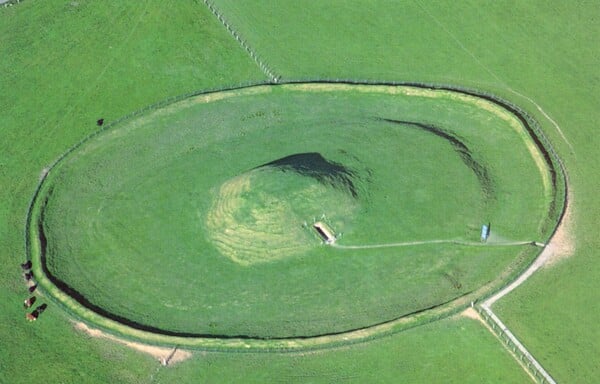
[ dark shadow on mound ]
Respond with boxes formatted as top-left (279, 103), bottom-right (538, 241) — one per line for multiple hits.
top-left (256, 152), bottom-right (360, 198)
top-left (378, 118), bottom-right (495, 201)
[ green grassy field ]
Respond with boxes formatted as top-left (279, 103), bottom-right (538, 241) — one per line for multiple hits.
top-left (1, 0), bottom-right (598, 383)
top-left (152, 316), bottom-right (532, 384)
top-left (210, 0), bottom-right (496, 86)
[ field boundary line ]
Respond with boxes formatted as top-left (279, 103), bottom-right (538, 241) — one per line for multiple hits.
top-left (413, 0), bottom-right (508, 90)
top-left (40, 0), bottom-right (150, 146)
top-left (201, 0), bottom-right (279, 82)
top-left (475, 305), bottom-right (557, 384)
top-left (473, 199), bottom-right (571, 383)
top-left (372, 6), bottom-right (572, 371)
top-left (505, 89), bottom-right (574, 153)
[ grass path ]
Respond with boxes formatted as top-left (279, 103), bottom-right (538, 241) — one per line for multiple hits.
top-left (332, 239), bottom-right (540, 250)
top-left (484, 196), bottom-right (573, 306)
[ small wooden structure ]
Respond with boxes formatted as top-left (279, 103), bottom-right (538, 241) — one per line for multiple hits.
top-left (313, 221), bottom-right (336, 244)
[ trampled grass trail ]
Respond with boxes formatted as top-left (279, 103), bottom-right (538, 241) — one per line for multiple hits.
top-left (506, 88), bottom-right (574, 153)
top-left (332, 239), bottom-right (541, 250)
top-left (415, 0), bottom-right (574, 154)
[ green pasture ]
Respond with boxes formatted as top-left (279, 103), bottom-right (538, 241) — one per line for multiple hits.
top-left (210, 0), bottom-right (496, 86)
top-left (0, 1), bottom-right (260, 382)
top-left (1, 0), bottom-right (598, 383)
top-left (34, 84), bottom-right (552, 340)
top-left (154, 316), bottom-right (532, 384)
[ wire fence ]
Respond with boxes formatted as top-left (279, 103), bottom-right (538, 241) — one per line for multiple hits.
top-left (475, 305), bottom-right (557, 384)
top-left (202, 0), bottom-right (279, 82)
top-left (1, 0), bottom-right (23, 7)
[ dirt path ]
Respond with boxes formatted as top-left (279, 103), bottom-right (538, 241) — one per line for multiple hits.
top-left (73, 321), bottom-right (192, 366)
top-left (484, 198), bottom-right (574, 307)
top-left (470, 199), bottom-right (573, 384)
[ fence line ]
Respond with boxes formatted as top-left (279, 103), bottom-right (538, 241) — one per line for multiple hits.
top-left (201, 0), bottom-right (279, 82)
top-left (1, 0), bottom-right (23, 7)
top-left (475, 305), bottom-right (557, 384)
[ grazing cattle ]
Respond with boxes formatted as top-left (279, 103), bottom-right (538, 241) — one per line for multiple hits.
top-left (97, 118), bottom-right (104, 126)
top-left (28, 284), bottom-right (37, 293)
top-left (23, 296), bottom-right (36, 309)
top-left (20, 260), bottom-right (32, 270)
top-left (35, 303), bottom-right (47, 314)
top-left (23, 271), bottom-right (34, 281)
top-left (25, 304), bottom-right (47, 322)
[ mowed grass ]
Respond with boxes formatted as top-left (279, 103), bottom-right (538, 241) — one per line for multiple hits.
top-left (37, 84), bottom-right (551, 338)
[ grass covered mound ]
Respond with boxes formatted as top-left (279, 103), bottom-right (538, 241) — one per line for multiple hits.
top-left (207, 152), bottom-right (362, 265)
top-left (33, 83), bottom-right (554, 339)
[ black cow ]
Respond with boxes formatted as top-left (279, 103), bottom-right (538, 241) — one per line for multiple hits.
top-left (20, 260), bottom-right (32, 270)
top-left (26, 304), bottom-right (47, 322)
top-left (35, 303), bottom-right (48, 314)
top-left (23, 296), bottom-right (36, 309)
top-left (26, 311), bottom-right (39, 322)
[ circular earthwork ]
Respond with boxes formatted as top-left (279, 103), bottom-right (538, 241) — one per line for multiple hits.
top-left (27, 82), bottom-right (564, 350)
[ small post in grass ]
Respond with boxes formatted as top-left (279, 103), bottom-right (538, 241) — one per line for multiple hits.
top-left (481, 222), bottom-right (491, 242)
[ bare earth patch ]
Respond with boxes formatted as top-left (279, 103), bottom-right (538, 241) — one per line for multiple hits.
top-left (543, 196), bottom-right (575, 267)
top-left (73, 321), bottom-right (192, 366)
top-left (461, 307), bottom-right (482, 322)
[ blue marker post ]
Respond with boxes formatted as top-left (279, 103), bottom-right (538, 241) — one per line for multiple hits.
top-left (481, 223), bottom-right (491, 242)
